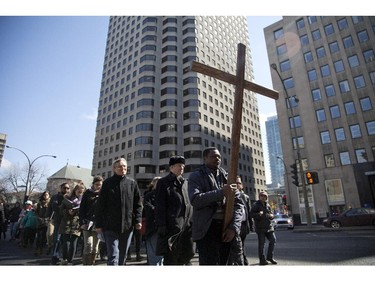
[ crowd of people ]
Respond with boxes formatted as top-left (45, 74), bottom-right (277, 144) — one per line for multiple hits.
top-left (0, 146), bottom-right (278, 266)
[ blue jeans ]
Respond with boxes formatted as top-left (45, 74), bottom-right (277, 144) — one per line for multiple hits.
top-left (145, 232), bottom-right (164, 265)
top-left (104, 229), bottom-right (133, 265)
top-left (257, 231), bottom-right (276, 261)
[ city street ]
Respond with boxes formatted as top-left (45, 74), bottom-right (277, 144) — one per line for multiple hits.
top-left (0, 226), bottom-right (374, 266)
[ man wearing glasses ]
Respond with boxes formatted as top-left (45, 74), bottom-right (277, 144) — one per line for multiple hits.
top-left (48, 182), bottom-right (70, 265)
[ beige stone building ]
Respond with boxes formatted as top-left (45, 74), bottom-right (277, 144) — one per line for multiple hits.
top-left (265, 16), bottom-right (375, 225)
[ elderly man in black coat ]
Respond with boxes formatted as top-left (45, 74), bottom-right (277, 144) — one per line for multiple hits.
top-left (154, 156), bottom-right (194, 265)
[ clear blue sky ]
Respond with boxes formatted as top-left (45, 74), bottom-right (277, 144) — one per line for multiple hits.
top-left (0, 15), bottom-right (282, 183)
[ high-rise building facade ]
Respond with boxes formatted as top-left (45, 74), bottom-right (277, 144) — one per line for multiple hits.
top-left (92, 16), bottom-right (266, 199)
top-left (265, 16), bottom-right (375, 225)
top-left (265, 115), bottom-right (285, 188)
top-left (0, 133), bottom-right (7, 167)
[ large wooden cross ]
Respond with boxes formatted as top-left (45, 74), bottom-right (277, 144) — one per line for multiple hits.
top-left (191, 43), bottom-right (279, 234)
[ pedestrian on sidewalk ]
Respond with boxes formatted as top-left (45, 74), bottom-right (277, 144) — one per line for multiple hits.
top-left (155, 156), bottom-right (194, 265)
top-left (59, 182), bottom-right (86, 265)
top-left (35, 191), bottom-right (51, 256)
top-left (48, 182), bottom-right (71, 265)
top-left (143, 176), bottom-right (163, 265)
top-left (95, 158), bottom-right (143, 266)
top-left (8, 202), bottom-right (22, 241)
top-left (79, 175), bottom-right (103, 265)
top-left (250, 191), bottom-right (277, 266)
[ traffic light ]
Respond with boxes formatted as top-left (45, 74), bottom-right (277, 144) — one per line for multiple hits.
top-left (290, 163), bottom-right (299, 186)
top-left (282, 195), bottom-right (287, 205)
top-left (305, 171), bottom-right (319, 184)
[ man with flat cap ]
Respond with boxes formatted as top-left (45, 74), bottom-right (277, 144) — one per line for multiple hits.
top-left (250, 191), bottom-right (277, 265)
top-left (154, 155), bottom-right (194, 265)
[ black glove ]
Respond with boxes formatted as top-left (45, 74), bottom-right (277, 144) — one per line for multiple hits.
top-left (157, 225), bottom-right (167, 236)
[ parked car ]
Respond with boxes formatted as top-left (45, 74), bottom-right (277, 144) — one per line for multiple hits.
top-left (271, 214), bottom-right (294, 230)
top-left (323, 208), bottom-right (375, 228)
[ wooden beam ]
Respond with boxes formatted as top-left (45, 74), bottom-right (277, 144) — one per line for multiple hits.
top-left (191, 61), bottom-right (279, 100)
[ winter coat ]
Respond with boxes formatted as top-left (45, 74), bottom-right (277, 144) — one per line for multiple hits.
top-left (188, 164), bottom-right (243, 241)
top-left (95, 174), bottom-right (143, 234)
top-left (58, 196), bottom-right (82, 236)
top-left (79, 187), bottom-right (100, 230)
top-left (9, 205), bottom-right (22, 223)
top-left (154, 172), bottom-right (193, 256)
top-left (249, 199), bottom-right (274, 233)
top-left (22, 209), bottom-right (38, 229)
top-left (35, 199), bottom-right (50, 228)
top-left (143, 189), bottom-right (157, 237)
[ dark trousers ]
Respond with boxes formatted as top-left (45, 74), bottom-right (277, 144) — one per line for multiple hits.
top-left (240, 230), bottom-right (248, 265)
top-left (61, 233), bottom-right (80, 263)
top-left (196, 220), bottom-right (231, 265)
top-left (23, 227), bottom-right (36, 247)
top-left (163, 228), bottom-right (194, 265)
top-left (36, 226), bottom-right (48, 249)
top-left (256, 231), bottom-right (276, 261)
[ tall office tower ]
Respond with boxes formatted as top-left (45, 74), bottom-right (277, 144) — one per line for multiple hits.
top-left (265, 16), bottom-right (375, 224)
top-left (92, 16), bottom-right (266, 199)
top-left (265, 115), bottom-right (285, 188)
top-left (0, 133), bottom-right (6, 167)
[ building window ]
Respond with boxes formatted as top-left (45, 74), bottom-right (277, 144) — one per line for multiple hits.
top-left (337, 18), bottom-right (348, 30)
top-left (348, 55), bottom-right (360, 68)
top-left (296, 18), bottom-right (305, 29)
top-left (308, 69), bottom-right (317, 81)
top-left (320, 131), bottom-right (331, 144)
top-left (316, 109), bottom-right (326, 122)
top-left (284, 77), bottom-right (294, 89)
top-left (292, 136), bottom-right (304, 149)
top-left (321, 65), bottom-right (331, 77)
top-left (312, 29), bottom-right (321, 40)
top-left (277, 43), bottom-right (287, 55)
top-left (304, 51), bottom-right (313, 63)
top-left (325, 179), bottom-right (345, 204)
top-left (329, 41), bottom-right (339, 54)
top-left (316, 47), bottom-right (326, 58)
top-left (324, 24), bottom-right (334, 36)
top-left (339, 80), bottom-right (350, 93)
top-left (366, 121), bottom-right (375, 135)
top-left (343, 36), bottom-right (354, 49)
top-left (334, 60), bottom-right (345, 73)
top-left (300, 34), bottom-right (309, 46)
top-left (357, 30), bottom-right (369, 43)
top-left (350, 124), bottom-right (362, 138)
top-left (330, 105), bottom-right (341, 119)
top-left (312, 88), bottom-right (322, 101)
top-left (370, 72), bottom-right (375, 85)
top-left (335, 127), bottom-right (346, 141)
top-left (363, 49), bottom-right (375, 63)
top-left (355, 149), bottom-right (368, 163)
top-left (354, 75), bottom-right (366, 89)
top-left (339, 152), bottom-right (351, 165)
top-left (352, 16), bottom-right (364, 24)
top-left (308, 16), bottom-right (317, 24)
top-left (280, 60), bottom-right (291, 72)
top-left (289, 115), bottom-right (301, 128)
top-left (344, 101), bottom-right (356, 115)
top-left (274, 28), bottom-right (284, 39)
top-left (325, 84), bottom-right (336, 97)
top-left (360, 97), bottom-right (372, 111)
top-left (324, 154), bottom-right (335, 168)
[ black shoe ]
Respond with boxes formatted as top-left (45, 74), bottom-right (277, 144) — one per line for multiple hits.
top-left (259, 260), bottom-right (269, 265)
top-left (267, 259), bottom-right (277, 264)
top-left (51, 256), bottom-right (60, 265)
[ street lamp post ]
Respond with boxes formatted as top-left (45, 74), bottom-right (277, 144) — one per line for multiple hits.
top-left (5, 145), bottom-right (56, 203)
top-left (277, 156), bottom-right (292, 213)
top-left (270, 64), bottom-right (312, 227)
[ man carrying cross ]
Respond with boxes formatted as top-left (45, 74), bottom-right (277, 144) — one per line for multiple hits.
top-left (188, 43), bottom-right (278, 265)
